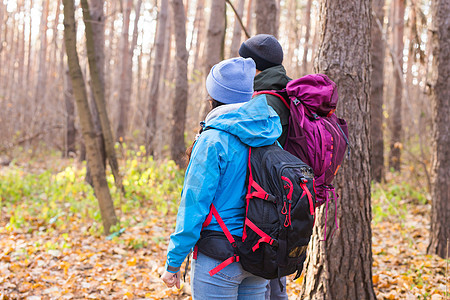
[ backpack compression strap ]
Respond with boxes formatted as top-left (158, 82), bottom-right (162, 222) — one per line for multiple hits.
top-left (245, 218), bottom-right (277, 251)
top-left (243, 147), bottom-right (278, 249)
top-left (244, 147), bottom-right (277, 241)
top-left (253, 91), bottom-right (290, 110)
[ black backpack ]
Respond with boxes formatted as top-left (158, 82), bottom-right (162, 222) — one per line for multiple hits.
top-left (194, 144), bottom-right (315, 281)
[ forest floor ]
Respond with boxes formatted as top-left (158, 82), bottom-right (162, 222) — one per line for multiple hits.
top-left (0, 155), bottom-right (448, 300)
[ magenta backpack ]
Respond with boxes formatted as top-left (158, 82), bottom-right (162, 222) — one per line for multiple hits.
top-left (254, 74), bottom-right (349, 239)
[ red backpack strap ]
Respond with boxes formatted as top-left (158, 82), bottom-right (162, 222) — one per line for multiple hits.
top-left (244, 147), bottom-right (275, 241)
top-left (245, 218), bottom-right (277, 251)
top-left (195, 203), bottom-right (240, 276)
top-left (253, 90), bottom-right (290, 110)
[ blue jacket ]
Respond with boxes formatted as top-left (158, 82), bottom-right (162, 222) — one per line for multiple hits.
top-left (165, 96), bottom-right (282, 271)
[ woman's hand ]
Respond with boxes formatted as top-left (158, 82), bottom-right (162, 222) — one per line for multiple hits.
top-left (161, 270), bottom-right (181, 289)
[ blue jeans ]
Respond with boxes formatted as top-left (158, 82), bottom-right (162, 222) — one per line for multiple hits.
top-left (265, 277), bottom-right (288, 299)
top-left (191, 252), bottom-right (268, 299)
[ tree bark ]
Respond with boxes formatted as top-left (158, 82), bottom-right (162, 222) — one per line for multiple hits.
top-left (206, 0), bottom-right (226, 72)
top-left (301, 0), bottom-right (313, 75)
top-left (64, 64), bottom-right (77, 157)
top-left (427, 0), bottom-right (450, 259)
top-left (34, 0), bottom-right (50, 109)
top-left (201, 0), bottom-right (226, 118)
top-left (192, 0), bottom-right (206, 74)
top-left (285, 0), bottom-right (299, 76)
top-left (229, 0), bottom-right (246, 57)
top-left (145, 0), bottom-right (169, 156)
top-left (63, 0), bottom-right (118, 235)
top-left (128, 0), bottom-right (143, 133)
top-left (85, 0), bottom-right (107, 189)
top-left (170, 0), bottom-right (189, 166)
top-left (246, 0), bottom-right (253, 36)
top-left (80, 0), bottom-right (124, 194)
top-left (388, 0), bottom-right (405, 171)
top-left (370, 0), bottom-right (386, 182)
top-left (116, 0), bottom-right (133, 141)
top-left (0, 2), bottom-right (3, 55)
top-left (26, 2), bottom-right (33, 87)
top-left (51, 0), bottom-right (61, 85)
top-left (255, 0), bottom-right (278, 37)
top-left (8, 11), bottom-right (18, 111)
top-left (300, 0), bottom-right (375, 299)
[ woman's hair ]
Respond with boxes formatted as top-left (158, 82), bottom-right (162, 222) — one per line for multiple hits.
top-left (184, 97), bottom-right (225, 167)
top-left (209, 98), bottom-right (224, 110)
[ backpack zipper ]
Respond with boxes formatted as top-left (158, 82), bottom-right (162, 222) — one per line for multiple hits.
top-left (277, 163), bottom-right (314, 228)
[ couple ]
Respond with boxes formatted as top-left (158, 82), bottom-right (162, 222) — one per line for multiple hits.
top-left (163, 35), bottom-right (292, 299)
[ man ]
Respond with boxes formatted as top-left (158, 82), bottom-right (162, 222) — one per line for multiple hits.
top-left (239, 34), bottom-right (291, 147)
top-left (240, 34), bottom-right (291, 300)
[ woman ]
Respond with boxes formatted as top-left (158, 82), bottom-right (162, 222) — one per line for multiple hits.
top-left (161, 57), bottom-right (282, 299)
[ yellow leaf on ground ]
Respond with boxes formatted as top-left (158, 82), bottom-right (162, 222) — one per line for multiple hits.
top-left (127, 257), bottom-right (137, 266)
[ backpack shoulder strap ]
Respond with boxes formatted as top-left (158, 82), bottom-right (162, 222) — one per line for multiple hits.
top-left (253, 90), bottom-right (290, 110)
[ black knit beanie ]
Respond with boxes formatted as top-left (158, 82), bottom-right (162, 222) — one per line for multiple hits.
top-left (239, 34), bottom-right (283, 71)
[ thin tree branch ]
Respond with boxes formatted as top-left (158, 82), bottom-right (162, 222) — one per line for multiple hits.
top-left (226, 0), bottom-right (250, 39)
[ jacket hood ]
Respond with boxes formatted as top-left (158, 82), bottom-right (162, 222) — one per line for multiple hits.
top-left (204, 96), bottom-right (282, 147)
top-left (254, 65), bottom-right (291, 91)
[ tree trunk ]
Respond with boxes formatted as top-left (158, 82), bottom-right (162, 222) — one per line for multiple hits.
top-left (427, 0), bottom-right (450, 259)
top-left (370, 0), bottom-right (386, 183)
top-left (88, 0), bottom-right (105, 87)
top-left (104, 1), bottom-right (116, 105)
top-left (128, 0), bottom-right (143, 134)
top-left (192, 0), bottom-right (206, 74)
top-left (18, 1), bottom-right (27, 127)
top-left (0, 11), bottom-right (9, 95)
top-left (0, 2), bottom-right (3, 54)
top-left (246, 0), bottom-right (253, 36)
top-left (301, 0), bottom-right (313, 75)
top-left (51, 0), bottom-right (61, 84)
top-left (8, 12), bottom-right (18, 110)
top-left (26, 2), bottom-right (33, 86)
top-left (201, 0), bottom-right (226, 118)
top-left (255, 0), bottom-right (278, 37)
top-left (85, 0), bottom-right (107, 188)
top-left (300, 0), bottom-right (375, 299)
top-left (158, 9), bottom-right (173, 157)
top-left (145, 0), bottom-right (169, 156)
top-left (80, 0), bottom-right (124, 194)
top-left (116, 0), bottom-right (133, 141)
top-left (205, 0), bottom-right (226, 72)
top-left (285, 0), bottom-right (299, 76)
top-left (170, 0), bottom-right (189, 166)
top-left (388, 0), bottom-right (405, 172)
top-left (64, 64), bottom-right (77, 157)
top-left (229, 0), bottom-right (246, 57)
top-left (63, 0), bottom-right (118, 235)
top-left (34, 0), bottom-right (50, 106)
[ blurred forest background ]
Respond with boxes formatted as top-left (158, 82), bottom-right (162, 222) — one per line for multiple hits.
top-left (0, 0), bottom-right (448, 299)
